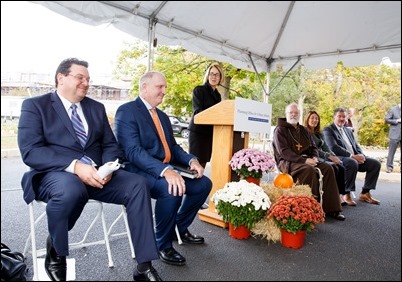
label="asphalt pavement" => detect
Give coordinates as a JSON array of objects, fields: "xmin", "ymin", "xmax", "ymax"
[{"xmin": 1, "ymin": 154, "xmax": 401, "ymax": 281}]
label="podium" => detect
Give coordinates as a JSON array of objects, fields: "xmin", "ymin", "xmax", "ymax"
[{"xmin": 196, "ymin": 100, "xmax": 249, "ymax": 227}]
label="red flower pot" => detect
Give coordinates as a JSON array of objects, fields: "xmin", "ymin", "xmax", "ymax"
[
  {"xmin": 244, "ymin": 177, "xmax": 261, "ymax": 186},
  {"xmin": 280, "ymin": 229, "xmax": 306, "ymax": 249},
  {"xmin": 229, "ymin": 222, "xmax": 250, "ymax": 240}
]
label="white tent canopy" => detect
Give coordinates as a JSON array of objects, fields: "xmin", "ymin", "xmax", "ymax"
[{"xmin": 30, "ymin": 1, "xmax": 401, "ymax": 72}]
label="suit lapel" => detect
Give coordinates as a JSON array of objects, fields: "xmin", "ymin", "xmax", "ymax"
[
  {"xmin": 51, "ymin": 93, "xmax": 79, "ymax": 144},
  {"xmin": 136, "ymin": 98, "xmax": 159, "ymax": 136},
  {"xmin": 81, "ymin": 99, "xmax": 92, "ymax": 145}
]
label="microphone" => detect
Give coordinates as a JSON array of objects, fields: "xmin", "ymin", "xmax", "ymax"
[{"xmin": 218, "ymin": 83, "xmax": 241, "ymax": 95}]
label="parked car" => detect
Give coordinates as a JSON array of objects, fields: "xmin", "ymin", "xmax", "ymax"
[{"xmin": 168, "ymin": 115, "xmax": 190, "ymax": 138}]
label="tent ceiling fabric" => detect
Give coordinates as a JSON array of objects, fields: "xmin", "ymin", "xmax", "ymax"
[{"xmin": 30, "ymin": 1, "xmax": 401, "ymax": 72}]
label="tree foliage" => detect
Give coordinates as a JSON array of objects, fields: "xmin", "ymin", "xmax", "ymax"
[{"xmin": 113, "ymin": 41, "xmax": 400, "ymax": 146}]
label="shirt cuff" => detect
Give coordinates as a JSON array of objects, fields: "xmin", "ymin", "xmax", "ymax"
[{"xmin": 189, "ymin": 157, "xmax": 198, "ymax": 166}]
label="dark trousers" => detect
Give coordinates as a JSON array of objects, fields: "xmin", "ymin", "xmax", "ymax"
[
  {"xmin": 330, "ymin": 162, "xmax": 346, "ymax": 195},
  {"xmin": 35, "ymin": 169, "xmax": 159, "ymax": 264},
  {"xmin": 386, "ymin": 138, "xmax": 401, "ymax": 170},
  {"xmin": 339, "ymin": 156, "xmax": 381, "ymax": 192},
  {"xmin": 136, "ymin": 171, "xmax": 212, "ymax": 251}
]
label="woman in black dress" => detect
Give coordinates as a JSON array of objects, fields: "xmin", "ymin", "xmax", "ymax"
[
  {"xmin": 188, "ymin": 63, "xmax": 224, "ymax": 168},
  {"xmin": 304, "ymin": 110, "xmax": 348, "ymax": 206}
]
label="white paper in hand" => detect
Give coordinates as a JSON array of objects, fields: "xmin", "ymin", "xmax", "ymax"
[{"xmin": 97, "ymin": 159, "xmax": 121, "ymax": 178}]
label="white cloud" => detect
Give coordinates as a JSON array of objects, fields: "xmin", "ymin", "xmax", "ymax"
[{"xmin": 1, "ymin": 1, "xmax": 135, "ymax": 77}]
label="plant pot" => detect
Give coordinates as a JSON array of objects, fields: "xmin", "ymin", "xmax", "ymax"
[
  {"xmin": 244, "ymin": 177, "xmax": 261, "ymax": 186},
  {"xmin": 229, "ymin": 222, "xmax": 250, "ymax": 240},
  {"xmin": 280, "ymin": 229, "xmax": 306, "ymax": 249}
]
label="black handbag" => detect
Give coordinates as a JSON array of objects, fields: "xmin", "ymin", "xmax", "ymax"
[{"xmin": 1, "ymin": 243, "xmax": 27, "ymax": 281}]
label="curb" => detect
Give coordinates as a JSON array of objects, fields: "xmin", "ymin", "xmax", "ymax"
[{"xmin": 1, "ymin": 149, "xmax": 20, "ymax": 159}]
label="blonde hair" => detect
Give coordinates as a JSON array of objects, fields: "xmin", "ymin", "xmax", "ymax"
[{"xmin": 203, "ymin": 63, "xmax": 225, "ymax": 84}]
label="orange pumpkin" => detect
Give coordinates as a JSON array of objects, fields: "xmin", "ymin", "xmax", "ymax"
[
  {"xmin": 273, "ymin": 164, "xmax": 294, "ymax": 188},
  {"xmin": 273, "ymin": 172, "xmax": 294, "ymax": 188}
]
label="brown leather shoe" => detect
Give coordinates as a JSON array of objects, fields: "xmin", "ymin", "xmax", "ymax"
[
  {"xmin": 343, "ymin": 194, "xmax": 357, "ymax": 206},
  {"xmin": 359, "ymin": 193, "xmax": 380, "ymax": 205},
  {"xmin": 340, "ymin": 195, "xmax": 347, "ymax": 206}
]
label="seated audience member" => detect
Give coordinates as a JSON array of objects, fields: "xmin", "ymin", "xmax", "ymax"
[
  {"xmin": 17, "ymin": 58, "xmax": 162, "ymax": 281},
  {"xmin": 323, "ymin": 107, "xmax": 381, "ymax": 205},
  {"xmin": 115, "ymin": 71, "xmax": 212, "ymax": 267},
  {"xmin": 304, "ymin": 110, "xmax": 347, "ymax": 206},
  {"xmin": 272, "ymin": 103, "xmax": 345, "ymax": 220}
]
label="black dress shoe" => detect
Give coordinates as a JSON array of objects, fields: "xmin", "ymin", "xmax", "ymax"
[
  {"xmin": 326, "ymin": 212, "xmax": 346, "ymax": 221},
  {"xmin": 159, "ymin": 247, "xmax": 186, "ymax": 266},
  {"xmin": 133, "ymin": 266, "xmax": 163, "ymax": 281},
  {"xmin": 180, "ymin": 231, "xmax": 205, "ymax": 244},
  {"xmin": 45, "ymin": 235, "xmax": 67, "ymax": 281}
]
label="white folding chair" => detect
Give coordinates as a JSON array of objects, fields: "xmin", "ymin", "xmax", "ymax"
[{"xmin": 24, "ymin": 200, "xmax": 133, "ymax": 281}]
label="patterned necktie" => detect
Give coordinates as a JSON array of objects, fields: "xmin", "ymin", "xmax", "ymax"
[
  {"xmin": 70, "ymin": 104, "xmax": 92, "ymax": 164},
  {"xmin": 150, "ymin": 108, "xmax": 171, "ymax": 163}
]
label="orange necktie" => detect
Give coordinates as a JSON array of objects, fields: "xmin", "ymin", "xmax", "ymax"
[{"xmin": 150, "ymin": 108, "xmax": 171, "ymax": 163}]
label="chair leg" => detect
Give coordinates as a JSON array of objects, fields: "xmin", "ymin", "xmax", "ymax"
[
  {"xmin": 121, "ymin": 206, "xmax": 135, "ymax": 258},
  {"xmin": 26, "ymin": 200, "xmax": 135, "ymax": 276},
  {"xmin": 108, "ymin": 206, "xmax": 135, "ymax": 258},
  {"xmin": 28, "ymin": 202, "xmax": 39, "ymax": 281},
  {"xmin": 99, "ymin": 202, "xmax": 114, "ymax": 268},
  {"xmin": 153, "ymin": 213, "xmax": 182, "ymax": 245},
  {"xmin": 175, "ymin": 225, "xmax": 182, "ymax": 245}
]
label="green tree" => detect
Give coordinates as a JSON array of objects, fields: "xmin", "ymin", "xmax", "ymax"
[{"xmin": 113, "ymin": 40, "xmax": 400, "ymax": 146}]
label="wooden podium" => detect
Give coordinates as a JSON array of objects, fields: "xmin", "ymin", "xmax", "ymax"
[{"xmin": 196, "ymin": 100, "xmax": 249, "ymax": 227}]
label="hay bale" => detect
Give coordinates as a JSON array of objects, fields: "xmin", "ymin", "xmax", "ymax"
[{"xmin": 251, "ymin": 182, "xmax": 312, "ymax": 242}]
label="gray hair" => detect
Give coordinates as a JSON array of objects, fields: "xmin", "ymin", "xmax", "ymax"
[{"xmin": 139, "ymin": 71, "xmax": 166, "ymax": 91}]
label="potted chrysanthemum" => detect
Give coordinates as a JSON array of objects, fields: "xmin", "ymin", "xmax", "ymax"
[
  {"xmin": 211, "ymin": 180, "xmax": 271, "ymax": 239},
  {"xmin": 229, "ymin": 148, "xmax": 276, "ymax": 185},
  {"xmin": 267, "ymin": 195, "xmax": 325, "ymax": 248}
]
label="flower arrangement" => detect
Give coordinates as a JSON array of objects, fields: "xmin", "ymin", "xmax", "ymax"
[
  {"xmin": 267, "ymin": 195, "xmax": 325, "ymax": 234},
  {"xmin": 211, "ymin": 180, "xmax": 271, "ymax": 229},
  {"xmin": 229, "ymin": 148, "xmax": 276, "ymax": 179}
]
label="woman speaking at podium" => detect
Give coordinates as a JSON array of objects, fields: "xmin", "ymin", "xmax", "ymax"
[{"xmin": 188, "ymin": 63, "xmax": 224, "ymax": 168}]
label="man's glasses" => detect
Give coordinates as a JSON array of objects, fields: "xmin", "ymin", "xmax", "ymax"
[
  {"xmin": 208, "ymin": 72, "xmax": 220, "ymax": 78},
  {"xmin": 68, "ymin": 74, "xmax": 91, "ymax": 84}
]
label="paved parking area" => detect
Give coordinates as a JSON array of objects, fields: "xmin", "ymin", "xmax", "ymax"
[{"xmin": 1, "ymin": 156, "xmax": 400, "ymax": 281}]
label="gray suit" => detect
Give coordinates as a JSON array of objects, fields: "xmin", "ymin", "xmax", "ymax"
[{"xmin": 385, "ymin": 104, "xmax": 401, "ymax": 171}]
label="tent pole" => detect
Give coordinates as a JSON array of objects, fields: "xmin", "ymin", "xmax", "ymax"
[{"xmin": 147, "ymin": 20, "xmax": 157, "ymax": 71}]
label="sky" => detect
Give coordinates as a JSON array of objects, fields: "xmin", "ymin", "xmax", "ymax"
[{"xmin": 1, "ymin": 1, "xmax": 136, "ymax": 77}]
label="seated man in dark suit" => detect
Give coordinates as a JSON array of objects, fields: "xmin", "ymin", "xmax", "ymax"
[
  {"xmin": 323, "ymin": 107, "xmax": 381, "ymax": 205},
  {"xmin": 18, "ymin": 58, "xmax": 162, "ymax": 281},
  {"xmin": 114, "ymin": 71, "xmax": 212, "ymax": 266}
]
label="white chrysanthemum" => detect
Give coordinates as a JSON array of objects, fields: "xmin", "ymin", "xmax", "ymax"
[{"xmin": 211, "ymin": 180, "xmax": 271, "ymax": 210}]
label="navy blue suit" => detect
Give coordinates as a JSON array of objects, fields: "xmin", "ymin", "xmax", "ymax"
[
  {"xmin": 115, "ymin": 97, "xmax": 212, "ymax": 251},
  {"xmin": 18, "ymin": 92, "xmax": 158, "ymax": 263},
  {"xmin": 323, "ymin": 123, "xmax": 381, "ymax": 192}
]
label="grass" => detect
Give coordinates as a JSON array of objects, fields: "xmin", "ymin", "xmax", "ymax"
[{"xmin": 1, "ymin": 120, "xmax": 18, "ymax": 149}]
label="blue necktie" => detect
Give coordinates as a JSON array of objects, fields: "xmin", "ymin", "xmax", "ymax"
[{"xmin": 70, "ymin": 104, "xmax": 92, "ymax": 165}]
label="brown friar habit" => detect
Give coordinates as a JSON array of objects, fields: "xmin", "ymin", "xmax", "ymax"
[{"xmin": 273, "ymin": 118, "xmax": 341, "ymax": 214}]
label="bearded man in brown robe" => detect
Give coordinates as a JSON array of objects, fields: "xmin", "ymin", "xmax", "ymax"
[{"xmin": 272, "ymin": 103, "xmax": 345, "ymax": 220}]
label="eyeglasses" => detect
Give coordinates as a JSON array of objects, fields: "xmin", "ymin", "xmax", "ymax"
[
  {"xmin": 208, "ymin": 72, "xmax": 220, "ymax": 78},
  {"xmin": 68, "ymin": 74, "xmax": 91, "ymax": 84}
]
